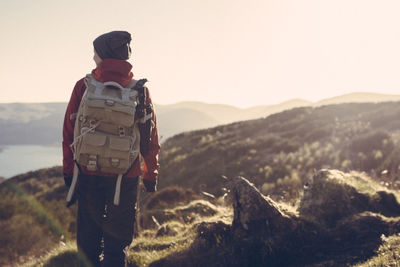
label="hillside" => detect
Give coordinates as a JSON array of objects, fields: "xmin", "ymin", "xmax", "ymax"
[
  {"xmin": 0, "ymin": 167, "xmax": 75, "ymax": 266},
  {"xmin": 158, "ymin": 101, "xmax": 400, "ymax": 201},
  {"xmin": 3, "ymin": 101, "xmax": 400, "ymax": 266}
]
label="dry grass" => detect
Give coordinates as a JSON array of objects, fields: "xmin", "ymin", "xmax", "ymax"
[
  {"xmin": 22, "ymin": 242, "xmax": 79, "ymax": 267},
  {"xmin": 129, "ymin": 201, "xmax": 233, "ymax": 266}
]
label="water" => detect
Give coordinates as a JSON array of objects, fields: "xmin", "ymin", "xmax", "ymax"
[{"xmin": 0, "ymin": 145, "xmax": 62, "ymax": 178}]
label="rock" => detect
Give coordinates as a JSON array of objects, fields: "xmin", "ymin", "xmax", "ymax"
[
  {"xmin": 299, "ymin": 169, "xmax": 400, "ymax": 227},
  {"xmin": 227, "ymin": 176, "xmax": 295, "ymax": 233}
]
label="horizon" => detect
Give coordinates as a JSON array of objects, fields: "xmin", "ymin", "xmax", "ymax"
[{"xmin": 0, "ymin": 90, "xmax": 399, "ymax": 109}]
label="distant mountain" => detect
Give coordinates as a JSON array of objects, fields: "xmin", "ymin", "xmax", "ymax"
[
  {"xmin": 242, "ymin": 99, "xmax": 312, "ymax": 120},
  {"xmin": 156, "ymin": 101, "xmax": 241, "ymax": 124},
  {"xmin": 0, "ymin": 99, "xmax": 308, "ymax": 145},
  {"xmin": 156, "ymin": 108, "xmax": 220, "ymax": 141},
  {"xmin": 156, "ymin": 99, "xmax": 312, "ymax": 125},
  {"xmin": 0, "ymin": 103, "xmax": 67, "ymax": 145},
  {"xmin": 1, "ymin": 92, "xmax": 399, "ymax": 145},
  {"xmin": 315, "ymin": 92, "xmax": 400, "ymax": 106}
]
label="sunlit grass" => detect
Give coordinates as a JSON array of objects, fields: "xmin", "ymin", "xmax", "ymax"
[
  {"xmin": 354, "ymin": 234, "xmax": 400, "ymax": 267},
  {"xmin": 129, "ymin": 201, "xmax": 233, "ymax": 266},
  {"xmin": 128, "ymin": 226, "xmax": 197, "ymax": 267},
  {"xmin": 22, "ymin": 242, "xmax": 80, "ymax": 267}
]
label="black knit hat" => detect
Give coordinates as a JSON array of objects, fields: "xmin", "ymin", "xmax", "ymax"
[{"xmin": 93, "ymin": 31, "xmax": 132, "ymax": 60}]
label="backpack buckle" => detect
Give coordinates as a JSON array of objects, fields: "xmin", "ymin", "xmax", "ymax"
[
  {"xmin": 87, "ymin": 155, "xmax": 97, "ymax": 171},
  {"xmin": 119, "ymin": 126, "xmax": 125, "ymax": 137},
  {"xmin": 105, "ymin": 99, "xmax": 115, "ymax": 106},
  {"xmin": 89, "ymin": 120, "xmax": 98, "ymax": 133},
  {"xmin": 111, "ymin": 158, "xmax": 120, "ymax": 167}
]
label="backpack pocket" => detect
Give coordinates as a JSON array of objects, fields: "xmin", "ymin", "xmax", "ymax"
[
  {"xmin": 79, "ymin": 133, "xmax": 107, "ymax": 155},
  {"xmin": 99, "ymin": 136, "xmax": 133, "ymax": 173},
  {"xmin": 108, "ymin": 136, "xmax": 131, "ymax": 158}
]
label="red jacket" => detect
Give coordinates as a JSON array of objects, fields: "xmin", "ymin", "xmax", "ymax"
[{"xmin": 62, "ymin": 59, "xmax": 160, "ymax": 182}]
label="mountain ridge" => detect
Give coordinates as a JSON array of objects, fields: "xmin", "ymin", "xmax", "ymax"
[{"xmin": 1, "ymin": 92, "xmax": 399, "ymax": 144}]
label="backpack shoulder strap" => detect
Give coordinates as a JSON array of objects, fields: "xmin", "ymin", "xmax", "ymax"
[
  {"xmin": 84, "ymin": 74, "xmax": 96, "ymax": 87},
  {"xmin": 127, "ymin": 78, "xmax": 139, "ymax": 89},
  {"xmin": 133, "ymin": 79, "xmax": 150, "ymax": 121}
]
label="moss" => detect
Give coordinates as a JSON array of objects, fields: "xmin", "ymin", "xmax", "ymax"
[{"xmin": 299, "ymin": 170, "xmax": 400, "ymax": 228}]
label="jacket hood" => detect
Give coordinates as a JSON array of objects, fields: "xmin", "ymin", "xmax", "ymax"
[{"xmin": 92, "ymin": 58, "xmax": 133, "ymax": 87}]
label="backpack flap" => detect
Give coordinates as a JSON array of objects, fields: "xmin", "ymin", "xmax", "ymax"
[
  {"xmin": 76, "ymin": 133, "xmax": 107, "ymax": 171},
  {"xmin": 84, "ymin": 77, "xmax": 138, "ymax": 127}
]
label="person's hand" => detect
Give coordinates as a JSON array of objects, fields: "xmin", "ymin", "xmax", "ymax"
[
  {"xmin": 64, "ymin": 174, "xmax": 72, "ymax": 187},
  {"xmin": 64, "ymin": 174, "xmax": 77, "ymax": 207},
  {"xmin": 142, "ymin": 179, "xmax": 157, "ymax": 192}
]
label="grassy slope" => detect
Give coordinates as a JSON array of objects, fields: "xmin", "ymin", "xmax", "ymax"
[
  {"xmin": 0, "ymin": 167, "xmax": 76, "ymax": 266},
  {"xmin": 159, "ymin": 102, "xmax": 400, "ymax": 202}
]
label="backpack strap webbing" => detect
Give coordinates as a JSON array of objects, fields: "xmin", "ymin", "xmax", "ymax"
[
  {"xmin": 66, "ymin": 163, "xmax": 79, "ymax": 203},
  {"xmin": 113, "ymin": 174, "xmax": 123, "ymax": 206},
  {"xmin": 134, "ymin": 79, "xmax": 150, "ymax": 120},
  {"xmin": 133, "ymin": 79, "xmax": 153, "ymax": 156}
]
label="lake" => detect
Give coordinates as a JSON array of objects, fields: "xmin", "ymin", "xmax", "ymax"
[{"xmin": 0, "ymin": 145, "xmax": 62, "ymax": 178}]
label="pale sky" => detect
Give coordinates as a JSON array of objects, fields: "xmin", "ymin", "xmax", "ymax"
[{"xmin": 1, "ymin": 0, "xmax": 400, "ymax": 108}]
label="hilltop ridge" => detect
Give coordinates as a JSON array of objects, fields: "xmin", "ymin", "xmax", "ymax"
[{"xmin": 1, "ymin": 92, "xmax": 399, "ymax": 144}]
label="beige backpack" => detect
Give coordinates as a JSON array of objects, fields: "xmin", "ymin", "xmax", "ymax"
[{"xmin": 67, "ymin": 74, "xmax": 150, "ymax": 205}]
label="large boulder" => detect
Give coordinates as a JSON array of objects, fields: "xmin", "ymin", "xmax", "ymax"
[{"xmin": 299, "ymin": 169, "xmax": 400, "ymax": 227}]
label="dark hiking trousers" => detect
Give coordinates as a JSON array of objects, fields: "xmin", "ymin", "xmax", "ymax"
[{"xmin": 77, "ymin": 174, "xmax": 138, "ymax": 267}]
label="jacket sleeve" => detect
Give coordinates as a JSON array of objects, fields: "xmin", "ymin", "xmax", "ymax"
[
  {"xmin": 142, "ymin": 87, "xmax": 161, "ymax": 182},
  {"xmin": 62, "ymin": 79, "xmax": 86, "ymax": 176}
]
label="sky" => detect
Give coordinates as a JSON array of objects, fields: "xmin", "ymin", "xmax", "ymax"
[{"xmin": 1, "ymin": 0, "xmax": 400, "ymax": 108}]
